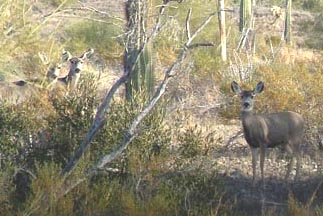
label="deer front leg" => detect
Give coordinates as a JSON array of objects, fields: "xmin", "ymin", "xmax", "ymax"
[
  {"xmin": 251, "ymin": 147, "xmax": 258, "ymax": 185},
  {"xmin": 260, "ymin": 145, "xmax": 266, "ymax": 185}
]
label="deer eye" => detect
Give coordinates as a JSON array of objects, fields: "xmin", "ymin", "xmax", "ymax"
[{"xmin": 70, "ymin": 59, "xmax": 77, "ymax": 64}]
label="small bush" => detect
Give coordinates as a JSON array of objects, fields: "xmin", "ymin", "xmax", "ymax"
[
  {"xmin": 22, "ymin": 162, "xmax": 74, "ymax": 216},
  {"xmin": 160, "ymin": 171, "xmax": 228, "ymax": 216}
]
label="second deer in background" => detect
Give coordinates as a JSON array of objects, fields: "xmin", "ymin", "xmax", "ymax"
[{"xmin": 47, "ymin": 48, "xmax": 94, "ymax": 90}]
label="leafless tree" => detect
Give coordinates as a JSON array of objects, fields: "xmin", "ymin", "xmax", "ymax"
[{"xmin": 62, "ymin": 2, "xmax": 216, "ymax": 180}]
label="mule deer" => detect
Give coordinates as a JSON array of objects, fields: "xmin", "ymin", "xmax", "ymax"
[
  {"xmin": 231, "ymin": 81, "xmax": 304, "ymax": 185},
  {"xmin": 47, "ymin": 48, "xmax": 94, "ymax": 89}
]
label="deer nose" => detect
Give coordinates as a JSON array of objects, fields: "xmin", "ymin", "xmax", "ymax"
[
  {"xmin": 243, "ymin": 102, "xmax": 250, "ymax": 109},
  {"xmin": 74, "ymin": 68, "xmax": 81, "ymax": 73}
]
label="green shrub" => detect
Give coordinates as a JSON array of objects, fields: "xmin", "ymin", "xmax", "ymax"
[
  {"xmin": 22, "ymin": 162, "xmax": 74, "ymax": 216},
  {"xmin": 160, "ymin": 171, "xmax": 228, "ymax": 216},
  {"xmin": 65, "ymin": 21, "xmax": 123, "ymax": 61},
  {"xmin": 44, "ymin": 74, "xmax": 99, "ymax": 165},
  {"xmin": 0, "ymin": 98, "xmax": 49, "ymax": 167},
  {"xmin": 89, "ymin": 91, "xmax": 172, "ymax": 180}
]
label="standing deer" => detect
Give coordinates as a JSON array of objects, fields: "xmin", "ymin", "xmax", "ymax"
[
  {"xmin": 47, "ymin": 48, "xmax": 94, "ymax": 89},
  {"xmin": 231, "ymin": 81, "xmax": 304, "ymax": 185}
]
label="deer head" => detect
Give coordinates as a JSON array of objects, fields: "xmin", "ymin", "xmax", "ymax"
[{"xmin": 47, "ymin": 48, "xmax": 94, "ymax": 89}]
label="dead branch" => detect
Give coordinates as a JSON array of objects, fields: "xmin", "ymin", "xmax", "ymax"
[
  {"xmin": 62, "ymin": 1, "xmax": 169, "ymax": 176},
  {"xmin": 226, "ymin": 130, "xmax": 244, "ymax": 148},
  {"xmin": 186, "ymin": 9, "xmax": 192, "ymax": 40},
  {"xmin": 61, "ymin": 74, "xmax": 129, "ymax": 175},
  {"xmin": 62, "ymin": 6, "xmax": 215, "ymax": 177},
  {"xmin": 95, "ymin": 9, "xmax": 216, "ymax": 170}
]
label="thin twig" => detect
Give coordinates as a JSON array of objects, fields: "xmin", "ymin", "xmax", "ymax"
[
  {"xmin": 186, "ymin": 11, "xmax": 217, "ymax": 46},
  {"xmin": 226, "ymin": 131, "xmax": 244, "ymax": 148},
  {"xmin": 186, "ymin": 9, "xmax": 192, "ymax": 40}
]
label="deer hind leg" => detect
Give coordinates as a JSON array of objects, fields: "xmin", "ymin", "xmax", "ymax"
[
  {"xmin": 294, "ymin": 142, "xmax": 301, "ymax": 181},
  {"xmin": 251, "ymin": 147, "xmax": 258, "ymax": 185},
  {"xmin": 295, "ymin": 153, "xmax": 301, "ymax": 181},
  {"xmin": 284, "ymin": 145, "xmax": 295, "ymax": 181}
]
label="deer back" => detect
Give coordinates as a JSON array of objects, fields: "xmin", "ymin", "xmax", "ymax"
[{"xmin": 242, "ymin": 111, "xmax": 304, "ymax": 148}]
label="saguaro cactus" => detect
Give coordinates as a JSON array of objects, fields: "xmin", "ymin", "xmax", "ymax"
[
  {"xmin": 239, "ymin": 0, "xmax": 252, "ymax": 32},
  {"xmin": 284, "ymin": 0, "xmax": 292, "ymax": 44},
  {"xmin": 124, "ymin": 0, "xmax": 154, "ymax": 101}
]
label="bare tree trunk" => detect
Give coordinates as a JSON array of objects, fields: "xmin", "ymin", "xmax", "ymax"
[
  {"xmin": 218, "ymin": 0, "xmax": 227, "ymax": 61},
  {"xmin": 284, "ymin": 0, "xmax": 292, "ymax": 44}
]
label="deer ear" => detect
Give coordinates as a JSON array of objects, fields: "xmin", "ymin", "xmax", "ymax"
[
  {"xmin": 61, "ymin": 50, "xmax": 72, "ymax": 62},
  {"xmin": 254, "ymin": 81, "xmax": 264, "ymax": 94},
  {"xmin": 231, "ymin": 81, "xmax": 242, "ymax": 94},
  {"xmin": 80, "ymin": 48, "xmax": 94, "ymax": 60}
]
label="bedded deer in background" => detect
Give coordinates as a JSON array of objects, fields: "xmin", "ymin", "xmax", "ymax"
[
  {"xmin": 231, "ymin": 81, "xmax": 305, "ymax": 185},
  {"xmin": 47, "ymin": 48, "xmax": 94, "ymax": 89}
]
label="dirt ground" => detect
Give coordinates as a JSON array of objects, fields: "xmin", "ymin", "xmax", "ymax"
[{"xmin": 194, "ymin": 116, "xmax": 323, "ymax": 215}]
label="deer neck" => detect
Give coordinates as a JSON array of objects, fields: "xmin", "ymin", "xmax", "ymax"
[
  {"xmin": 241, "ymin": 109, "xmax": 253, "ymax": 117},
  {"xmin": 241, "ymin": 110, "xmax": 255, "ymax": 128},
  {"xmin": 240, "ymin": 110, "xmax": 261, "ymax": 147}
]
